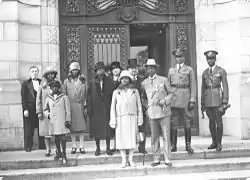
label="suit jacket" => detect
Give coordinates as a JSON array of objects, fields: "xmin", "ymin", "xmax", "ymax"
[
  {"xmin": 201, "ymin": 65, "xmax": 229, "ymax": 107},
  {"xmin": 141, "ymin": 74, "xmax": 174, "ymax": 119},
  {"xmin": 21, "ymin": 78, "xmax": 41, "ymax": 127},
  {"xmin": 168, "ymin": 64, "xmax": 196, "ymax": 108}
]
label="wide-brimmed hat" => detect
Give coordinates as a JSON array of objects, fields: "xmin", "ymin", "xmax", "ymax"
[
  {"xmin": 48, "ymin": 80, "xmax": 61, "ymax": 88},
  {"xmin": 69, "ymin": 62, "xmax": 80, "ymax": 72},
  {"xmin": 43, "ymin": 66, "xmax": 58, "ymax": 78},
  {"xmin": 118, "ymin": 70, "xmax": 133, "ymax": 82},
  {"xmin": 94, "ymin": 62, "xmax": 105, "ymax": 71},
  {"xmin": 204, "ymin": 50, "xmax": 218, "ymax": 59},
  {"xmin": 128, "ymin": 59, "xmax": 138, "ymax": 68},
  {"xmin": 144, "ymin": 58, "xmax": 159, "ymax": 68},
  {"xmin": 172, "ymin": 48, "xmax": 185, "ymax": 57},
  {"xmin": 111, "ymin": 61, "xmax": 121, "ymax": 70}
]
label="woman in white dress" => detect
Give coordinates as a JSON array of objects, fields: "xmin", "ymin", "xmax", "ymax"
[{"xmin": 110, "ymin": 70, "xmax": 143, "ymax": 168}]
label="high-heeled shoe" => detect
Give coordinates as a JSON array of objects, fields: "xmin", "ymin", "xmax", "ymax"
[
  {"xmin": 45, "ymin": 150, "xmax": 51, "ymax": 157},
  {"xmin": 120, "ymin": 161, "xmax": 126, "ymax": 168},
  {"xmin": 128, "ymin": 161, "xmax": 136, "ymax": 167}
]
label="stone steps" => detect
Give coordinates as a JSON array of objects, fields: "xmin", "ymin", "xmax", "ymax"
[
  {"xmin": 1, "ymin": 147, "xmax": 250, "ymax": 170},
  {"xmin": 1, "ymin": 157, "xmax": 250, "ymax": 180}
]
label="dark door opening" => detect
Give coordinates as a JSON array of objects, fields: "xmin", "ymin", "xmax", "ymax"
[{"xmin": 130, "ymin": 24, "xmax": 168, "ymax": 77}]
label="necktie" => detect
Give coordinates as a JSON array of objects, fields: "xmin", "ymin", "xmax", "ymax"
[
  {"xmin": 178, "ymin": 65, "xmax": 181, "ymax": 71},
  {"xmin": 210, "ymin": 67, "xmax": 213, "ymax": 74}
]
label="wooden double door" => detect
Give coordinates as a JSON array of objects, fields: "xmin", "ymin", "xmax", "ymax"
[{"xmin": 59, "ymin": 0, "xmax": 199, "ymax": 135}]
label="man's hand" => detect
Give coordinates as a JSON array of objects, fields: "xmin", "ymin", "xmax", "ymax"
[
  {"xmin": 157, "ymin": 99, "xmax": 166, "ymax": 106},
  {"xmin": 38, "ymin": 113, "xmax": 43, "ymax": 120},
  {"xmin": 188, "ymin": 102, "xmax": 195, "ymax": 111},
  {"xmin": 110, "ymin": 124, "xmax": 116, "ymax": 129},
  {"xmin": 201, "ymin": 105, "xmax": 206, "ymax": 112},
  {"xmin": 24, "ymin": 110, "xmax": 29, "ymax": 118},
  {"xmin": 65, "ymin": 121, "xmax": 71, "ymax": 129}
]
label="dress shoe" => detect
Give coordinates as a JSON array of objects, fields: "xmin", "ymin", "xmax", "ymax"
[
  {"xmin": 151, "ymin": 162, "xmax": 160, "ymax": 167},
  {"xmin": 208, "ymin": 143, "xmax": 217, "ymax": 149},
  {"xmin": 79, "ymin": 148, "xmax": 86, "ymax": 154},
  {"xmin": 71, "ymin": 148, "xmax": 77, "ymax": 154},
  {"xmin": 185, "ymin": 143, "xmax": 194, "ymax": 154},
  {"xmin": 106, "ymin": 149, "xmax": 113, "ymax": 156},
  {"xmin": 45, "ymin": 150, "xmax": 51, "ymax": 157},
  {"xmin": 171, "ymin": 146, "xmax": 177, "ymax": 152},
  {"xmin": 128, "ymin": 161, "xmax": 136, "ymax": 167},
  {"xmin": 95, "ymin": 148, "xmax": 100, "ymax": 156},
  {"xmin": 25, "ymin": 148, "xmax": 31, "ymax": 152},
  {"xmin": 216, "ymin": 144, "xmax": 222, "ymax": 152},
  {"xmin": 54, "ymin": 151, "xmax": 62, "ymax": 160},
  {"xmin": 165, "ymin": 161, "xmax": 172, "ymax": 167}
]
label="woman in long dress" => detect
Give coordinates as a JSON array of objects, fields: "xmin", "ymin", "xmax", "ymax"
[{"xmin": 110, "ymin": 70, "xmax": 143, "ymax": 168}]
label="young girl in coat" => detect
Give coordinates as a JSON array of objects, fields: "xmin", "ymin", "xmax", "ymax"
[
  {"xmin": 44, "ymin": 80, "xmax": 71, "ymax": 164},
  {"xmin": 110, "ymin": 70, "xmax": 143, "ymax": 168}
]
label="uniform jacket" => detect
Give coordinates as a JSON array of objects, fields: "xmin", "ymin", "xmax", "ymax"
[
  {"xmin": 63, "ymin": 77, "xmax": 87, "ymax": 133},
  {"xmin": 141, "ymin": 74, "xmax": 175, "ymax": 119},
  {"xmin": 44, "ymin": 92, "xmax": 71, "ymax": 135},
  {"xmin": 21, "ymin": 78, "xmax": 41, "ymax": 127},
  {"xmin": 201, "ymin": 65, "xmax": 229, "ymax": 107},
  {"xmin": 87, "ymin": 74, "xmax": 114, "ymax": 138},
  {"xmin": 168, "ymin": 64, "xmax": 196, "ymax": 108}
]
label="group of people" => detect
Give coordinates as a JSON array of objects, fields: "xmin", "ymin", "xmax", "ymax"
[{"xmin": 21, "ymin": 48, "xmax": 229, "ymax": 168}]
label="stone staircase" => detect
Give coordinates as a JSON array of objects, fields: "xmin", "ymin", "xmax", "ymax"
[{"xmin": 1, "ymin": 136, "xmax": 250, "ymax": 180}]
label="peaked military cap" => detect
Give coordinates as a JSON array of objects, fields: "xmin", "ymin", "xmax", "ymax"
[
  {"xmin": 172, "ymin": 48, "xmax": 185, "ymax": 57},
  {"xmin": 204, "ymin": 50, "xmax": 218, "ymax": 59}
]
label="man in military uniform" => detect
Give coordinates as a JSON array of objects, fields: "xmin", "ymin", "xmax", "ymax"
[
  {"xmin": 201, "ymin": 50, "xmax": 229, "ymax": 152},
  {"xmin": 168, "ymin": 48, "xmax": 196, "ymax": 154}
]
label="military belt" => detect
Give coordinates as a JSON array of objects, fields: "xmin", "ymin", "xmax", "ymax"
[
  {"xmin": 205, "ymin": 85, "xmax": 220, "ymax": 89},
  {"xmin": 171, "ymin": 84, "xmax": 190, "ymax": 88}
]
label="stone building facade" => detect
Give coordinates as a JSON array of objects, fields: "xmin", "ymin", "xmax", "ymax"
[{"xmin": 0, "ymin": 0, "xmax": 250, "ymax": 150}]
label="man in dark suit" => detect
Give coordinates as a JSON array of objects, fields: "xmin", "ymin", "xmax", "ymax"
[
  {"xmin": 128, "ymin": 58, "xmax": 148, "ymax": 154},
  {"xmin": 21, "ymin": 65, "xmax": 45, "ymax": 152},
  {"xmin": 201, "ymin": 50, "xmax": 229, "ymax": 152}
]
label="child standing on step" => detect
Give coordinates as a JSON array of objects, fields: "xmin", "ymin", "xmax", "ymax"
[{"xmin": 44, "ymin": 80, "xmax": 71, "ymax": 164}]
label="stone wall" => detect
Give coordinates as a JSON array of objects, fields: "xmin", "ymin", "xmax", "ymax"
[
  {"xmin": 195, "ymin": 0, "xmax": 250, "ymax": 139},
  {"xmin": 0, "ymin": 0, "xmax": 59, "ymax": 150}
]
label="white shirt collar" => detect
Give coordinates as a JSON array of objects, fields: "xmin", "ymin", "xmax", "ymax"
[
  {"xmin": 32, "ymin": 79, "xmax": 39, "ymax": 92},
  {"xmin": 148, "ymin": 74, "xmax": 156, "ymax": 80},
  {"xmin": 210, "ymin": 64, "xmax": 217, "ymax": 72},
  {"xmin": 176, "ymin": 63, "xmax": 184, "ymax": 69}
]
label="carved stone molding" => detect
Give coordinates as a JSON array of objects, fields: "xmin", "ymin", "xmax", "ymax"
[
  {"xmin": 175, "ymin": 0, "xmax": 188, "ymax": 12},
  {"xmin": 63, "ymin": 25, "xmax": 80, "ymax": 65},
  {"xmin": 64, "ymin": 0, "xmax": 79, "ymax": 14}
]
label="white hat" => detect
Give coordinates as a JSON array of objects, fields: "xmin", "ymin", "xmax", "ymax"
[
  {"xmin": 69, "ymin": 62, "xmax": 80, "ymax": 71},
  {"xmin": 118, "ymin": 70, "xmax": 133, "ymax": 82},
  {"xmin": 144, "ymin": 58, "xmax": 159, "ymax": 67}
]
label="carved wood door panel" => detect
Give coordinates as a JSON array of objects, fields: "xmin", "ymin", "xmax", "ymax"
[{"xmin": 87, "ymin": 25, "xmax": 130, "ymax": 79}]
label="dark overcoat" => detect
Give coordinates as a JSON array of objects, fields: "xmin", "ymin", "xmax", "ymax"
[{"xmin": 87, "ymin": 74, "xmax": 114, "ymax": 138}]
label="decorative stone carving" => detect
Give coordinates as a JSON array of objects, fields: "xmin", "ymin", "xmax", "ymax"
[
  {"xmin": 135, "ymin": 0, "xmax": 168, "ymax": 13},
  {"xmin": 63, "ymin": 25, "xmax": 80, "ymax": 64},
  {"xmin": 175, "ymin": 0, "xmax": 188, "ymax": 12},
  {"xmin": 176, "ymin": 24, "xmax": 188, "ymax": 51},
  {"xmin": 87, "ymin": 0, "xmax": 117, "ymax": 14},
  {"xmin": 64, "ymin": 0, "xmax": 79, "ymax": 13},
  {"xmin": 117, "ymin": 6, "xmax": 138, "ymax": 22}
]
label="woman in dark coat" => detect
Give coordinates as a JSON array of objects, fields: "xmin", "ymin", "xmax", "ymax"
[{"xmin": 87, "ymin": 62, "xmax": 114, "ymax": 156}]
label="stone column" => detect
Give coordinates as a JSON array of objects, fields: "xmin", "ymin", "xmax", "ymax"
[
  {"xmin": 0, "ymin": 0, "xmax": 60, "ymax": 150},
  {"xmin": 195, "ymin": 0, "xmax": 250, "ymax": 139}
]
